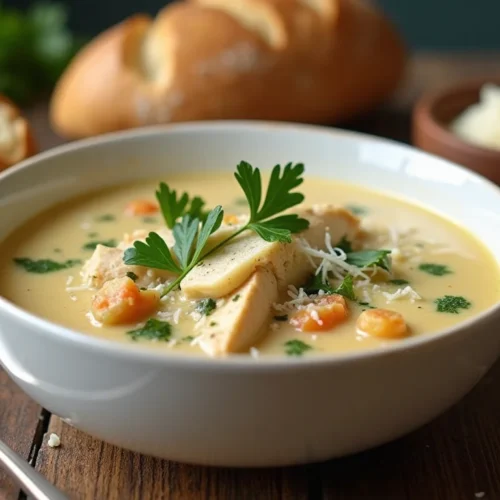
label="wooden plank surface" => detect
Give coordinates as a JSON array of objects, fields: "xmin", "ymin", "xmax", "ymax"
[{"xmin": 1, "ymin": 52, "xmax": 500, "ymax": 500}]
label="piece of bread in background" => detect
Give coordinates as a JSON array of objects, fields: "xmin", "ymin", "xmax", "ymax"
[
  {"xmin": 50, "ymin": 0, "xmax": 406, "ymax": 139},
  {"xmin": 0, "ymin": 95, "xmax": 37, "ymax": 171}
]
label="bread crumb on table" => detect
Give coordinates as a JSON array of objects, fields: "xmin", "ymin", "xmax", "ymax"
[{"xmin": 47, "ymin": 433, "xmax": 61, "ymax": 448}]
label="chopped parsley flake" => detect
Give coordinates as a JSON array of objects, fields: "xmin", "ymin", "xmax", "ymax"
[
  {"xmin": 358, "ymin": 301, "xmax": 375, "ymax": 309},
  {"xmin": 232, "ymin": 294, "xmax": 241, "ymax": 302},
  {"xmin": 210, "ymin": 321, "xmax": 217, "ymax": 327},
  {"xmin": 142, "ymin": 217, "xmax": 158, "ymax": 224},
  {"xmin": 95, "ymin": 214, "xmax": 115, "ymax": 222},
  {"xmin": 303, "ymin": 274, "xmax": 356, "ymax": 301},
  {"xmin": 345, "ymin": 204, "xmax": 368, "ymax": 216},
  {"xmin": 196, "ymin": 298, "xmax": 217, "ymax": 316},
  {"xmin": 53, "ymin": 248, "xmax": 61, "ymax": 253},
  {"xmin": 126, "ymin": 271, "xmax": 139, "ymax": 282},
  {"xmin": 389, "ymin": 279, "xmax": 409, "ymax": 285},
  {"xmin": 88, "ymin": 232, "xmax": 99, "ymax": 238},
  {"xmin": 285, "ymin": 339, "xmax": 312, "ymax": 357},
  {"xmin": 182, "ymin": 335, "xmax": 194, "ymax": 343},
  {"xmin": 435, "ymin": 295, "xmax": 471, "ymax": 314},
  {"xmin": 274, "ymin": 315, "xmax": 289, "ymax": 322},
  {"xmin": 14, "ymin": 258, "xmax": 82, "ymax": 274},
  {"xmin": 419, "ymin": 263, "xmax": 452, "ymax": 276},
  {"xmin": 127, "ymin": 319, "xmax": 172, "ymax": 341},
  {"xmin": 82, "ymin": 239, "xmax": 117, "ymax": 251},
  {"xmin": 346, "ymin": 250, "xmax": 392, "ymax": 272}
]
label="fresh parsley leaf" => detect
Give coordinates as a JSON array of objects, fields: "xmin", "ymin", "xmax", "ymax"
[
  {"xmin": 190, "ymin": 206, "xmax": 224, "ymax": 263},
  {"xmin": 196, "ymin": 298, "xmax": 217, "ymax": 316},
  {"xmin": 419, "ymin": 263, "xmax": 452, "ymax": 276},
  {"xmin": 345, "ymin": 204, "xmax": 368, "ymax": 216},
  {"xmin": 435, "ymin": 295, "xmax": 471, "ymax": 314},
  {"xmin": 14, "ymin": 257, "xmax": 81, "ymax": 274},
  {"xmin": 389, "ymin": 278, "xmax": 409, "ymax": 285},
  {"xmin": 249, "ymin": 214, "xmax": 309, "ymax": 243},
  {"xmin": 126, "ymin": 271, "xmax": 139, "ymax": 282},
  {"xmin": 122, "ymin": 162, "xmax": 308, "ymax": 299},
  {"xmin": 95, "ymin": 214, "xmax": 115, "ymax": 222},
  {"xmin": 303, "ymin": 273, "xmax": 335, "ymax": 295},
  {"xmin": 346, "ymin": 250, "xmax": 392, "ymax": 272},
  {"xmin": 335, "ymin": 236, "xmax": 353, "ymax": 253},
  {"xmin": 334, "ymin": 275, "xmax": 356, "ymax": 301},
  {"xmin": 124, "ymin": 232, "xmax": 182, "ymax": 273},
  {"xmin": 127, "ymin": 318, "xmax": 172, "ymax": 342},
  {"xmin": 274, "ymin": 315, "xmax": 289, "ymax": 322},
  {"xmin": 156, "ymin": 183, "xmax": 208, "ymax": 229},
  {"xmin": 82, "ymin": 239, "xmax": 117, "ymax": 251},
  {"xmin": 172, "ymin": 216, "xmax": 199, "ymax": 268},
  {"xmin": 303, "ymin": 274, "xmax": 356, "ymax": 301},
  {"xmin": 285, "ymin": 339, "xmax": 312, "ymax": 357},
  {"xmin": 187, "ymin": 196, "xmax": 208, "ymax": 221},
  {"xmin": 234, "ymin": 162, "xmax": 309, "ymax": 242}
]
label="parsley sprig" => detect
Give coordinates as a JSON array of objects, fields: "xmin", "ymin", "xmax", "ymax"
[{"xmin": 124, "ymin": 162, "xmax": 309, "ymax": 297}]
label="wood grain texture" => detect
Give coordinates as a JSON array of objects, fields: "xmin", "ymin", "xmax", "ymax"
[
  {"xmin": 0, "ymin": 370, "xmax": 44, "ymax": 500},
  {"xmin": 36, "ymin": 418, "xmax": 311, "ymax": 500}
]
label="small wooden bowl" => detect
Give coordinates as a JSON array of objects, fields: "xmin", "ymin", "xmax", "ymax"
[{"xmin": 412, "ymin": 77, "xmax": 500, "ymax": 184}]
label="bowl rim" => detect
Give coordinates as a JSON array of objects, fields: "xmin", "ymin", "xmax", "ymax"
[
  {"xmin": 1, "ymin": 120, "xmax": 500, "ymax": 371},
  {"xmin": 413, "ymin": 77, "xmax": 500, "ymax": 160}
]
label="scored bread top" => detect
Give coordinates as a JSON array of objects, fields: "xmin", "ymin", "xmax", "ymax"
[{"xmin": 50, "ymin": 0, "xmax": 406, "ymax": 138}]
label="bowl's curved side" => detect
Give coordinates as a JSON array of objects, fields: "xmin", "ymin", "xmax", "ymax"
[
  {"xmin": 1, "ymin": 300, "xmax": 499, "ymax": 466},
  {"xmin": 1, "ymin": 121, "xmax": 500, "ymax": 465}
]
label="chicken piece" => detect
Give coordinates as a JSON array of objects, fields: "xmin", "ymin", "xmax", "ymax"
[
  {"xmin": 91, "ymin": 276, "xmax": 160, "ymax": 325},
  {"xmin": 182, "ymin": 205, "xmax": 360, "ymax": 299},
  {"xmin": 81, "ymin": 244, "xmax": 171, "ymax": 289},
  {"xmin": 197, "ymin": 266, "xmax": 278, "ymax": 356}
]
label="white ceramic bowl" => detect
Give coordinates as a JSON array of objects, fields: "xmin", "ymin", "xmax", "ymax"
[{"xmin": 1, "ymin": 122, "xmax": 500, "ymax": 467}]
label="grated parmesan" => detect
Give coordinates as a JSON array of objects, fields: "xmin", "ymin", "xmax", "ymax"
[{"xmin": 382, "ymin": 285, "xmax": 421, "ymax": 303}]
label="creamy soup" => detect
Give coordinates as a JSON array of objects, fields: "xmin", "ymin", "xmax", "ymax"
[{"xmin": 0, "ymin": 169, "xmax": 499, "ymax": 358}]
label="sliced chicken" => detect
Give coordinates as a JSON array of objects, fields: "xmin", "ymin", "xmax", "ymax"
[
  {"xmin": 197, "ymin": 266, "xmax": 278, "ymax": 356},
  {"xmin": 81, "ymin": 223, "xmax": 244, "ymax": 290},
  {"xmin": 182, "ymin": 204, "xmax": 360, "ymax": 299}
]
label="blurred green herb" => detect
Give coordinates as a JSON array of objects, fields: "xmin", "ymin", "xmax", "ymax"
[{"xmin": 0, "ymin": 2, "xmax": 85, "ymax": 104}]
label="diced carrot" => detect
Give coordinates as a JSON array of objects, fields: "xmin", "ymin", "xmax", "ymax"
[
  {"xmin": 290, "ymin": 294, "xmax": 349, "ymax": 332},
  {"xmin": 91, "ymin": 277, "xmax": 160, "ymax": 325},
  {"xmin": 356, "ymin": 308, "xmax": 408, "ymax": 339},
  {"xmin": 124, "ymin": 200, "xmax": 159, "ymax": 216},
  {"xmin": 223, "ymin": 214, "xmax": 240, "ymax": 225}
]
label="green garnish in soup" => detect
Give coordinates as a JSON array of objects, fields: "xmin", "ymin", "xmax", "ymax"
[
  {"xmin": 435, "ymin": 295, "xmax": 471, "ymax": 314},
  {"xmin": 419, "ymin": 263, "xmax": 452, "ymax": 276},
  {"xmin": 1, "ymin": 162, "xmax": 498, "ymax": 359},
  {"xmin": 13, "ymin": 257, "xmax": 81, "ymax": 274}
]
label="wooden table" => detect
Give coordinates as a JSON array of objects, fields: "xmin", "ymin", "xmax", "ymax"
[{"xmin": 2, "ymin": 53, "xmax": 500, "ymax": 500}]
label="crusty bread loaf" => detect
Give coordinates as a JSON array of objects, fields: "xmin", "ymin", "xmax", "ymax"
[
  {"xmin": 50, "ymin": 0, "xmax": 406, "ymax": 139},
  {"xmin": 0, "ymin": 95, "xmax": 37, "ymax": 170}
]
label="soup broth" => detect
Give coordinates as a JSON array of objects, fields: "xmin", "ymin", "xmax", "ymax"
[{"xmin": 1, "ymin": 171, "xmax": 498, "ymax": 358}]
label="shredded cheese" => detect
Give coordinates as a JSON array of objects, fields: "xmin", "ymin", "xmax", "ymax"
[{"xmin": 382, "ymin": 285, "xmax": 421, "ymax": 303}]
